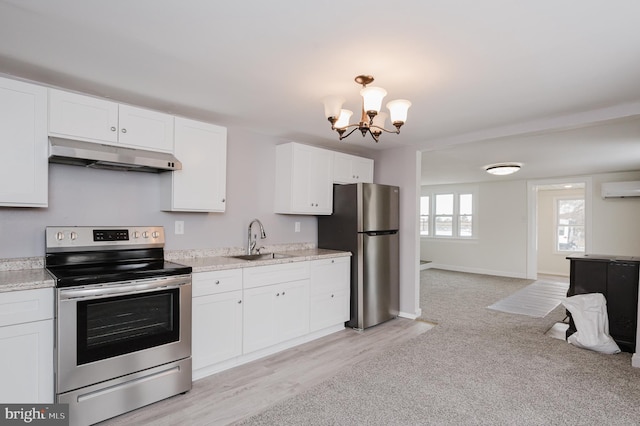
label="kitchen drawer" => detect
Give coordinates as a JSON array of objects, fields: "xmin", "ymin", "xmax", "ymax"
[
  {"xmin": 243, "ymin": 261, "xmax": 309, "ymax": 289},
  {"xmin": 192, "ymin": 269, "xmax": 242, "ymax": 297},
  {"xmin": 309, "ymin": 257, "xmax": 350, "ymax": 295},
  {"xmin": 0, "ymin": 288, "xmax": 53, "ymax": 327}
]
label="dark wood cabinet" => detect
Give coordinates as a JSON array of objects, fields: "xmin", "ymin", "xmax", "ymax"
[{"xmin": 567, "ymin": 255, "xmax": 639, "ymax": 352}]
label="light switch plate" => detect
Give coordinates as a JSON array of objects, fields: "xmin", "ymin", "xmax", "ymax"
[{"xmin": 175, "ymin": 221, "xmax": 184, "ymax": 235}]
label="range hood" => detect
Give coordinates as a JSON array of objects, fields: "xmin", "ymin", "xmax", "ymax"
[{"xmin": 48, "ymin": 138, "xmax": 182, "ymax": 173}]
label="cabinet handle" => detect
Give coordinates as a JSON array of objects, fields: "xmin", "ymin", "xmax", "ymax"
[
  {"xmin": 331, "ymin": 294, "xmax": 334, "ymax": 298},
  {"xmin": 282, "ymin": 291, "xmax": 285, "ymax": 296},
  {"xmin": 121, "ymin": 128, "xmax": 127, "ymax": 133},
  {"xmin": 276, "ymin": 292, "xmax": 280, "ymax": 296},
  {"xmin": 215, "ymin": 280, "xmax": 220, "ymax": 285},
  {"xmin": 110, "ymin": 126, "xmax": 116, "ymax": 132},
  {"xmin": 222, "ymin": 198, "xmax": 226, "ymax": 203},
  {"xmin": 237, "ymin": 300, "xmax": 242, "ymax": 304},
  {"xmin": 331, "ymin": 259, "xmax": 334, "ymax": 263}
]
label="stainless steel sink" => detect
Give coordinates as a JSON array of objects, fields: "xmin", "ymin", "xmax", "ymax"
[{"xmin": 228, "ymin": 253, "xmax": 292, "ymax": 261}]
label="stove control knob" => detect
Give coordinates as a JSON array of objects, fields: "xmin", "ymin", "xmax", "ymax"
[
  {"xmin": 142, "ymin": 231, "xmax": 149, "ymax": 238},
  {"xmin": 133, "ymin": 231, "xmax": 140, "ymax": 239},
  {"xmin": 70, "ymin": 232, "xmax": 77, "ymax": 240},
  {"xmin": 152, "ymin": 231, "xmax": 160, "ymax": 238},
  {"xmin": 56, "ymin": 232, "xmax": 64, "ymax": 241}
]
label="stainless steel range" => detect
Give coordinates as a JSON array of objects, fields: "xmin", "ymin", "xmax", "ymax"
[{"xmin": 45, "ymin": 226, "xmax": 192, "ymax": 426}]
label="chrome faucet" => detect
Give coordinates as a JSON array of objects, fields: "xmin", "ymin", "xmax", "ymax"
[{"xmin": 247, "ymin": 219, "xmax": 267, "ymax": 255}]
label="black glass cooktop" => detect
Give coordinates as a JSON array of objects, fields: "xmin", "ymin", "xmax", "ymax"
[{"xmin": 46, "ymin": 248, "xmax": 192, "ymax": 288}]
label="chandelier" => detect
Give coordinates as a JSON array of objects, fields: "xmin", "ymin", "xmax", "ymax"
[{"xmin": 322, "ymin": 75, "xmax": 411, "ymax": 143}]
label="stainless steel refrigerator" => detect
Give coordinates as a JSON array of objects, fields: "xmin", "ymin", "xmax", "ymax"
[{"xmin": 318, "ymin": 183, "xmax": 399, "ymax": 330}]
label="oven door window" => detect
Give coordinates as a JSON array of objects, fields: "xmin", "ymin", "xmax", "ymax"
[{"xmin": 77, "ymin": 288, "xmax": 180, "ymax": 365}]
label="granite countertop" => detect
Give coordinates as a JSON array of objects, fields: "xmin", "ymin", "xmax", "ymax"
[
  {"xmin": 0, "ymin": 246, "xmax": 351, "ymax": 293},
  {"xmin": 175, "ymin": 248, "xmax": 351, "ymax": 273}
]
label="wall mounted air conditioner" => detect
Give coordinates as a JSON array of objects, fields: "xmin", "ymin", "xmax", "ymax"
[{"xmin": 601, "ymin": 181, "xmax": 640, "ymax": 198}]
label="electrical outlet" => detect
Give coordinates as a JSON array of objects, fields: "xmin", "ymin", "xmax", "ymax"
[
  {"xmin": 295, "ymin": 222, "xmax": 301, "ymax": 233},
  {"xmin": 175, "ymin": 221, "xmax": 184, "ymax": 235}
]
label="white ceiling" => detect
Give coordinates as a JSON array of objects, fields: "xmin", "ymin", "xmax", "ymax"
[{"xmin": 1, "ymin": 1, "xmax": 639, "ymax": 184}]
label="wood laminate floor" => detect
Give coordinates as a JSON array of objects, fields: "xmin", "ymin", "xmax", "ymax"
[{"xmin": 100, "ymin": 318, "xmax": 433, "ymax": 426}]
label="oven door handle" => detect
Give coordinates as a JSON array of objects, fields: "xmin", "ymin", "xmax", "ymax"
[{"xmin": 58, "ymin": 275, "xmax": 191, "ymax": 301}]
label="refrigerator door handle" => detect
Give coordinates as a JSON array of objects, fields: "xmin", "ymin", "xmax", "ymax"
[{"xmin": 363, "ymin": 230, "xmax": 398, "ymax": 236}]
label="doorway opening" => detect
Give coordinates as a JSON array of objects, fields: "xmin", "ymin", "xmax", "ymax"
[{"xmin": 526, "ymin": 178, "xmax": 592, "ymax": 280}]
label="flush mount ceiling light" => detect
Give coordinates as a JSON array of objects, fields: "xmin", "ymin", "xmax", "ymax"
[
  {"xmin": 484, "ymin": 163, "xmax": 522, "ymax": 176},
  {"xmin": 322, "ymin": 75, "xmax": 411, "ymax": 143}
]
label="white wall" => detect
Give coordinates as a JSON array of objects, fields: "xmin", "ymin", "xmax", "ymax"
[
  {"xmin": 421, "ymin": 180, "xmax": 529, "ymax": 278},
  {"xmin": 590, "ymin": 171, "xmax": 640, "ymax": 255},
  {"xmin": 0, "ymin": 127, "xmax": 319, "ymax": 258},
  {"xmin": 421, "ymin": 171, "xmax": 640, "ymax": 278},
  {"xmin": 372, "ymin": 146, "xmax": 422, "ymax": 319}
]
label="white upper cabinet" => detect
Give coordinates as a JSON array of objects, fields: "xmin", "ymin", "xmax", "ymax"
[
  {"xmin": 274, "ymin": 142, "xmax": 333, "ymax": 215},
  {"xmin": 117, "ymin": 104, "xmax": 174, "ymax": 152},
  {"xmin": 48, "ymin": 88, "xmax": 174, "ymax": 152},
  {"xmin": 0, "ymin": 77, "xmax": 48, "ymax": 207},
  {"xmin": 161, "ymin": 117, "xmax": 227, "ymax": 212},
  {"xmin": 333, "ymin": 152, "xmax": 374, "ymax": 184}
]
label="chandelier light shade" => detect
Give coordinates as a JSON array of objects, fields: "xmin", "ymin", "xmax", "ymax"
[
  {"xmin": 323, "ymin": 75, "xmax": 411, "ymax": 143},
  {"xmin": 334, "ymin": 109, "xmax": 353, "ymax": 129},
  {"xmin": 484, "ymin": 163, "xmax": 522, "ymax": 175}
]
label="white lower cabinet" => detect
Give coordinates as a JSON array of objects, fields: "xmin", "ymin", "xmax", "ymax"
[
  {"xmin": 192, "ymin": 290, "xmax": 243, "ymax": 372},
  {"xmin": 191, "ymin": 257, "xmax": 349, "ymax": 380},
  {"xmin": 243, "ymin": 279, "xmax": 309, "ymax": 354},
  {"xmin": 309, "ymin": 257, "xmax": 350, "ymax": 332},
  {"xmin": 191, "ymin": 269, "xmax": 243, "ymax": 378},
  {"xmin": 0, "ymin": 288, "xmax": 53, "ymax": 403}
]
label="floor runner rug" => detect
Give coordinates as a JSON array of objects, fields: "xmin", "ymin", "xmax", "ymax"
[{"xmin": 487, "ymin": 280, "xmax": 569, "ymax": 318}]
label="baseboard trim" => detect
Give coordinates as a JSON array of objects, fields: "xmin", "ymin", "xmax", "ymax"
[
  {"xmin": 399, "ymin": 308, "xmax": 421, "ymax": 320},
  {"xmin": 632, "ymin": 353, "xmax": 640, "ymax": 368},
  {"xmin": 426, "ymin": 263, "xmax": 528, "ymax": 279},
  {"xmin": 419, "ymin": 261, "xmax": 432, "ymax": 271}
]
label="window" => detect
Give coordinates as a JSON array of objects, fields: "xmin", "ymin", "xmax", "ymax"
[
  {"xmin": 458, "ymin": 194, "xmax": 473, "ymax": 237},
  {"xmin": 420, "ymin": 196, "xmax": 430, "ymax": 236},
  {"xmin": 556, "ymin": 198, "xmax": 585, "ymax": 252},
  {"xmin": 421, "ymin": 192, "xmax": 475, "ymax": 238},
  {"xmin": 435, "ymin": 194, "xmax": 453, "ymax": 236}
]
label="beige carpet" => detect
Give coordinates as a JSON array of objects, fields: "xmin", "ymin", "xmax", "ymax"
[{"xmin": 240, "ymin": 269, "xmax": 640, "ymax": 425}]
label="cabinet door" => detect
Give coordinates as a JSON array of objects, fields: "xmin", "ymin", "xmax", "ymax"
[
  {"xmin": 569, "ymin": 259, "xmax": 607, "ymax": 296},
  {"xmin": 0, "ymin": 320, "xmax": 53, "ymax": 403},
  {"xmin": 290, "ymin": 144, "xmax": 332, "ymax": 214},
  {"xmin": 309, "ymin": 148, "xmax": 334, "ymax": 213},
  {"xmin": 243, "ymin": 285, "xmax": 278, "ymax": 353},
  {"xmin": 351, "ymin": 156, "xmax": 374, "ymax": 183},
  {"xmin": 607, "ymin": 262, "xmax": 639, "ymax": 345},
  {"xmin": 0, "ymin": 78, "xmax": 48, "ymax": 207},
  {"xmin": 118, "ymin": 104, "xmax": 174, "ymax": 152},
  {"xmin": 277, "ymin": 279, "xmax": 310, "ymax": 342},
  {"xmin": 333, "ymin": 152, "xmax": 374, "ymax": 184},
  {"xmin": 192, "ymin": 290, "xmax": 243, "ymax": 370},
  {"xmin": 48, "ymin": 88, "xmax": 119, "ymax": 144},
  {"xmin": 162, "ymin": 117, "xmax": 227, "ymax": 212},
  {"xmin": 310, "ymin": 290, "xmax": 350, "ymax": 332}
]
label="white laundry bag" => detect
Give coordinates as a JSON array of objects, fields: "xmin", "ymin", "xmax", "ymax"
[{"xmin": 561, "ymin": 293, "xmax": 621, "ymax": 354}]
